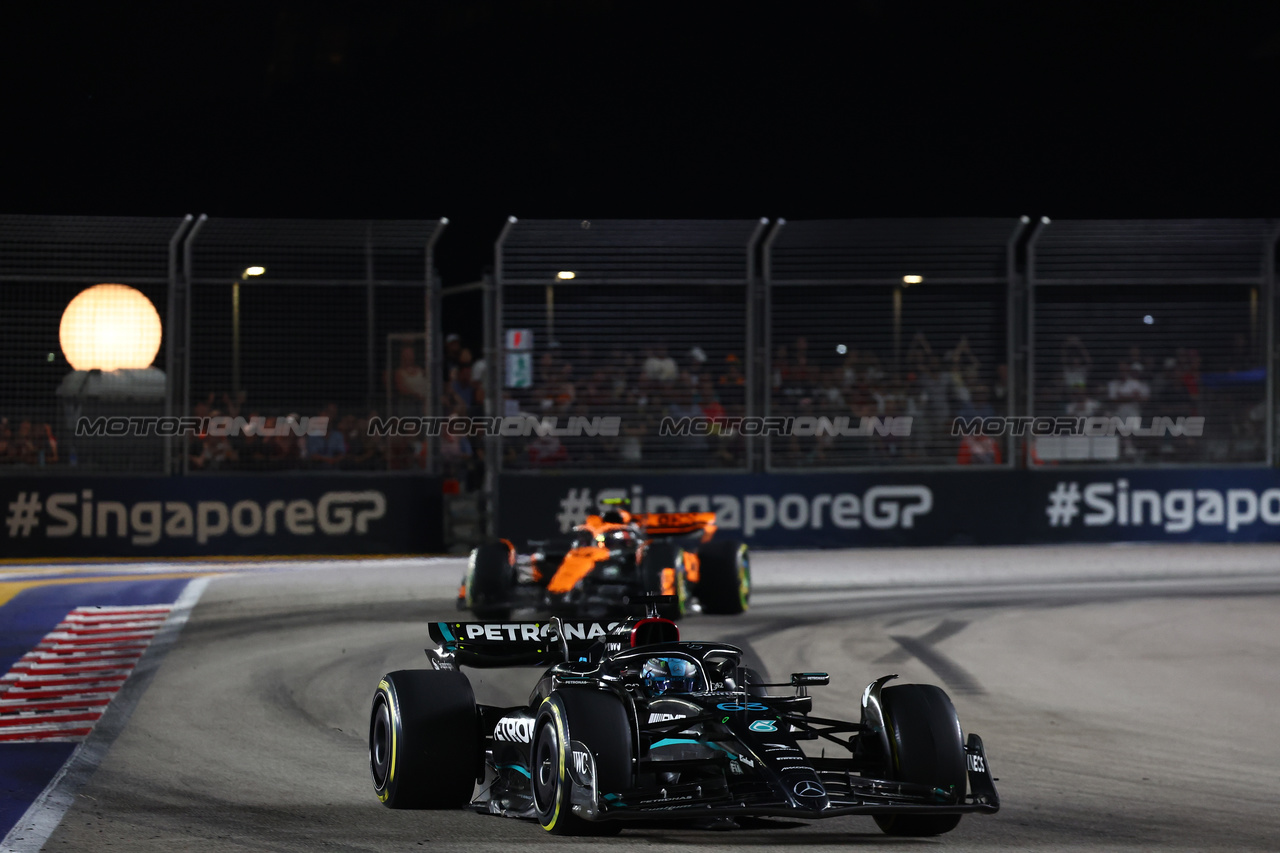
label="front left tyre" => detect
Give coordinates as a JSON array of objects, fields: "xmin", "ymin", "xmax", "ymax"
[
  {"xmin": 370, "ymin": 670, "xmax": 479, "ymax": 809},
  {"xmin": 872, "ymin": 683, "xmax": 967, "ymax": 836},
  {"xmin": 531, "ymin": 689, "xmax": 633, "ymax": 835}
]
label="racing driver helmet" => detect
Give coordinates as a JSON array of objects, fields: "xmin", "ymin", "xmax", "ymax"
[{"xmin": 642, "ymin": 657, "xmax": 699, "ymax": 695}]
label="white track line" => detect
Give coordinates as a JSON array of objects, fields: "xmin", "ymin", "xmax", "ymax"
[{"xmin": 1, "ymin": 577, "xmax": 210, "ymax": 853}]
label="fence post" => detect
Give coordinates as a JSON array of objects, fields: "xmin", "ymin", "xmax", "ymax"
[
  {"xmin": 426, "ymin": 217, "xmax": 448, "ymax": 475},
  {"xmin": 179, "ymin": 214, "xmax": 207, "ymax": 476},
  {"xmin": 165, "ymin": 215, "xmax": 194, "ymax": 476},
  {"xmin": 488, "ymin": 217, "xmax": 517, "ymax": 537},
  {"xmin": 1024, "ymin": 216, "xmax": 1050, "ymax": 468},
  {"xmin": 1005, "ymin": 215, "xmax": 1030, "ymax": 468},
  {"xmin": 745, "ymin": 217, "xmax": 769, "ymax": 473},
  {"xmin": 761, "ymin": 218, "xmax": 785, "ymax": 473},
  {"xmin": 1268, "ymin": 223, "xmax": 1279, "ymax": 467}
]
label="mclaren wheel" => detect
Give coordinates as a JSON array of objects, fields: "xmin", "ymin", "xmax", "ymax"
[
  {"xmin": 466, "ymin": 541, "xmax": 515, "ymax": 620},
  {"xmin": 370, "ymin": 670, "xmax": 479, "ymax": 809},
  {"xmin": 873, "ymin": 683, "xmax": 967, "ymax": 837},
  {"xmin": 640, "ymin": 542, "xmax": 687, "ymax": 619},
  {"xmin": 531, "ymin": 690, "xmax": 632, "ymax": 835},
  {"xmin": 695, "ymin": 539, "xmax": 750, "ymax": 615}
]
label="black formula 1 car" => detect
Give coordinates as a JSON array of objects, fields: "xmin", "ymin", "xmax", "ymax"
[
  {"xmin": 457, "ymin": 501, "xmax": 749, "ymax": 620},
  {"xmin": 369, "ymin": 604, "xmax": 998, "ymax": 837}
]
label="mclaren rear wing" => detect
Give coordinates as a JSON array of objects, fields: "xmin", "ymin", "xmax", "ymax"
[{"xmin": 631, "ymin": 511, "xmax": 717, "ymax": 541}]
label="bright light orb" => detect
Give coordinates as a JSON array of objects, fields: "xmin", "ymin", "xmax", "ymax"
[{"xmin": 59, "ymin": 284, "xmax": 163, "ymax": 371}]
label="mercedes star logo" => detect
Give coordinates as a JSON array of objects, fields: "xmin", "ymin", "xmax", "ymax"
[{"xmin": 793, "ymin": 780, "xmax": 826, "ymax": 797}]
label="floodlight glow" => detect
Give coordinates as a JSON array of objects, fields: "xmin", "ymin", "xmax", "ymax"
[
  {"xmin": 59, "ymin": 284, "xmax": 163, "ymax": 371},
  {"xmin": 836, "ymin": 344, "xmax": 848, "ymax": 355},
  {"xmin": 243, "ymin": 266, "xmax": 266, "ymax": 277},
  {"xmin": 1143, "ymin": 315, "xmax": 1154, "ymax": 325},
  {"xmin": 556, "ymin": 270, "xmax": 576, "ymax": 280},
  {"xmin": 903, "ymin": 275, "xmax": 923, "ymax": 284}
]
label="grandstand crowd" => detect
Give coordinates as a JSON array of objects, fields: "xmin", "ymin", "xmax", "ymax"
[{"xmin": 1, "ymin": 329, "xmax": 1265, "ymax": 475}]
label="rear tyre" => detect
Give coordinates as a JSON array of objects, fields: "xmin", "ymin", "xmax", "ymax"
[
  {"xmin": 695, "ymin": 539, "xmax": 750, "ymax": 615},
  {"xmin": 872, "ymin": 683, "xmax": 966, "ymax": 837},
  {"xmin": 640, "ymin": 543, "xmax": 686, "ymax": 619},
  {"xmin": 370, "ymin": 670, "xmax": 479, "ymax": 809},
  {"xmin": 466, "ymin": 541, "xmax": 515, "ymax": 619},
  {"xmin": 531, "ymin": 690, "xmax": 632, "ymax": 835}
]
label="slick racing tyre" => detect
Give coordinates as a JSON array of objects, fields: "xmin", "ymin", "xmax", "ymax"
[
  {"xmin": 641, "ymin": 542, "xmax": 687, "ymax": 619},
  {"xmin": 370, "ymin": 670, "xmax": 479, "ymax": 809},
  {"xmin": 466, "ymin": 541, "xmax": 515, "ymax": 619},
  {"xmin": 873, "ymin": 683, "xmax": 967, "ymax": 837},
  {"xmin": 695, "ymin": 539, "xmax": 750, "ymax": 615},
  {"xmin": 531, "ymin": 690, "xmax": 633, "ymax": 835}
]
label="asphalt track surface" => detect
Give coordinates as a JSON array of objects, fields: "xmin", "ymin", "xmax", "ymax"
[{"xmin": 22, "ymin": 545, "xmax": 1280, "ymax": 852}]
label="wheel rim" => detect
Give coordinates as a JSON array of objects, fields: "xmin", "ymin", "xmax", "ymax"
[
  {"xmin": 370, "ymin": 697, "xmax": 392, "ymax": 789},
  {"xmin": 532, "ymin": 722, "xmax": 560, "ymax": 817}
]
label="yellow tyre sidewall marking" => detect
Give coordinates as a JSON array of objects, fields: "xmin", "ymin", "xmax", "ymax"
[
  {"xmin": 375, "ymin": 681, "xmax": 396, "ymax": 802},
  {"xmin": 541, "ymin": 698, "xmax": 568, "ymax": 832},
  {"xmin": 738, "ymin": 544, "xmax": 751, "ymax": 610}
]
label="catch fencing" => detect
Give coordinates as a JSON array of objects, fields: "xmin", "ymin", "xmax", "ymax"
[
  {"xmin": 4, "ymin": 214, "xmax": 1280, "ymax": 528},
  {"xmin": 0, "ymin": 214, "xmax": 445, "ymax": 478}
]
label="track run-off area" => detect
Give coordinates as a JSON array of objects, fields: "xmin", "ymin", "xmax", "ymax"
[{"xmin": 2, "ymin": 544, "xmax": 1279, "ymax": 852}]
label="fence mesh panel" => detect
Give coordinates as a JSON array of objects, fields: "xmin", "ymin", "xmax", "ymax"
[
  {"xmin": 0, "ymin": 215, "xmax": 188, "ymax": 474},
  {"xmin": 497, "ymin": 219, "xmax": 765, "ymax": 470},
  {"xmin": 1029, "ymin": 220, "xmax": 1275, "ymax": 465},
  {"xmin": 766, "ymin": 219, "xmax": 1023, "ymax": 468},
  {"xmin": 184, "ymin": 218, "xmax": 443, "ymax": 473}
]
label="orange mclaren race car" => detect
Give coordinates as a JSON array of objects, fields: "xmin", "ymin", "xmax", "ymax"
[{"xmin": 457, "ymin": 500, "xmax": 749, "ymax": 619}]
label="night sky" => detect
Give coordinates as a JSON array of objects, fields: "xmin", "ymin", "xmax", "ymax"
[{"xmin": 5, "ymin": 2, "xmax": 1280, "ymax": 290}]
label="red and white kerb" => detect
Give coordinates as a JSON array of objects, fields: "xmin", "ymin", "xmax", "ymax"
[{"xmin": 0, "ymin": 605, "xmax": 172, "ymax": 743}]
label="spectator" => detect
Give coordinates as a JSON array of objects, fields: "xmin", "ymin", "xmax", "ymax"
[
  {"xmin": 1060, "ymin": 336, "xmax": 1092, "ymax": 391},
  {"xmin": 37, "ymin": 422, "xmax": 59, "ymax": 465},
  {"xmin": 451, "ymin": 351, "xmax": 477, "ymax": 415},
  {"xmin": 1065, "ymin": 386, "xmax": 1101, "ymax": 418},
  {"xmin": 347, "ymin": 412, "xmax": 383, "ymax": 470},
  {"xmin": 439, "ymin": 410, "xmax": 475, "ymax": 478},
  {"xmin": 306, "ymin": 403, "xmax": 347, "ymax": 467},
  {"xmin": 0, "ymin": 418, "xmax": 11, "ymax": 463},
  {"xmin": 719, "ymin": 353, "xmax": 745, "ymax": 391},
  {"xmin": 239, "ymin": 412, "xmax": 269, "ymax": 469},
  {"xmin": 944, "ymin": 336, "xmax": 981, "ymax": 408},
  {"xmin": 957, "ymin": 432, "xmax": 1002, "ymax": 465},
  {"xmin": 443, "ymin": 333, "xmax": 463, "ymax": 380},
  {"xmin": 265, "ymin": 417, "xmax": 302, "ymax": 469},
  {"xmin": 10, "ymin": 420, "xmax": 39, "ymax": 465},
  {"xmin": 1174, "ymin": 347, "xmax": 1202, "ymax": 413},
  {"xmin": 526, "ymin": 432, "xmax": 568, "ymax": 466},
  {"xmin": 642, "ymin": 344, "xmax": 678, "ymax": 384},
  {"xmin": 190, "ymin": 428, "xmax": 238, "ymax": 471},
  {"xmin": 394, "ymin": 345, "xmax": 428, "ymax": 416},
  {"xmin": 1107, "ymin": 361, "xmax": 1150, "ymax": 422}
]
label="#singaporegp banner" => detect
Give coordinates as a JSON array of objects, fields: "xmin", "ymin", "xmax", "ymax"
[
  {"xmin": 498, "ymin": 469, "xmax": 1280, "ymax": 547},
  {"xmin": 1, "ymin": 475, "xmax": 442, "ymax": 558}
]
